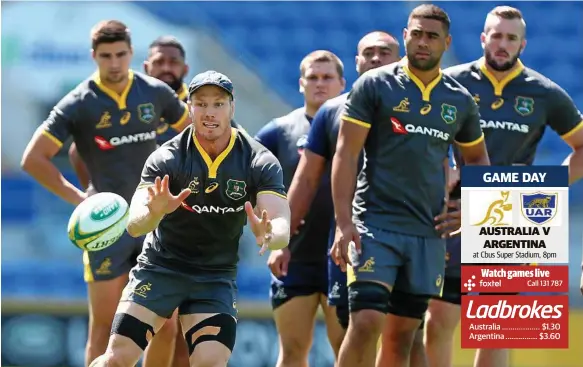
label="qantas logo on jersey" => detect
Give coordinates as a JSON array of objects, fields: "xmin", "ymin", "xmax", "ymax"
[
  {"xmin": 180, "ymin": 203, "xmax": 244, "ymax": 214},
  {"xmin": 94, "ymin": 131, "xmax": 157, "ymax": 150},
  {"xmin": 480, "ymin": 119, "xmax": 529, "ymax": 134},
  {"xmin": 390, "ymin": 118, "xmax": 449, "ymax": 141},
  {"xmin": 390, "ymin": 118, "xmax": 407, "ymax": 134},
  {"xmin": 405, "ymin": 124, "xmax": 450, "ymax": 141}
]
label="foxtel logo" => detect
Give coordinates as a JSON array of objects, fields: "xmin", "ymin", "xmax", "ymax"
[{"xmin": 466, "ymin": 300, "xmax": 563, "ymax": 319}]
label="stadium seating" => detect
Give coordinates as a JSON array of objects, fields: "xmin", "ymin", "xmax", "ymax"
[{"xmin": 136, "ymin": 1, "xmax": 582, "ymax": 158}]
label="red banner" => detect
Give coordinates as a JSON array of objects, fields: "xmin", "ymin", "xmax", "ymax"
[
  {"xmin": 461, "ymin": 295, "xmax": 569, "ymax": 349},
  {"xmin": 460, "ymin": 265, "xmax": 569, "ymax": 293}
]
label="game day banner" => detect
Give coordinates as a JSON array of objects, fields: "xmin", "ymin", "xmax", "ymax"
[{"xmin": 460, "ymin": 166, "xmax": 569, "ymax": 349}]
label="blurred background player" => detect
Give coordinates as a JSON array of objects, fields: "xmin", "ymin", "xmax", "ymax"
[
  {"xmin": 285, "ymin": 31, "xmax": 436, "ymax": 366},
  {"xmin": 20, "ymin": 20, "xmax": 190, "ymax": 367},
  {"xmin": 145, "ymin": 36, "xmax": 190, "ymax": 146},
  {"xmin": 90, "ymin": 70, "xmax": 290, "ymax": 367},
  {"xmin": 68, "ymin": 35, "xmax": 190, "ymax": 189},
  {"xmin": 424, "ymin": 6, "xmax": 583, "ymax": 367},
  {"xmin": 330, "ymin": 5, "xmax": 490, "ymax": 367},
  {"xmin": 256, "ymin": 50, "xmax": 346, "ymax": 365}
]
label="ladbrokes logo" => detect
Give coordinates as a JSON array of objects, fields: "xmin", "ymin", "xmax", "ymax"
[
  {"xmin": 461, "ymin": 295, "xmax": 568, "ymax": 349},
  {"xmin": 94, "ymin": 131, "xmax": 157, "ymax": 150},
  {"xmin": 466, "ymin": 299, "xmax": 563, "ymax": 319}
]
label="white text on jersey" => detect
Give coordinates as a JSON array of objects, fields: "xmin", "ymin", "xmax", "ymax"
[
  {"xmin": 480, "ymin": 120, "xmax": 529, "ymax": 134},
  {"xmin": 405, "ymin": 124, "xmax": 450, "ymax": 141}
]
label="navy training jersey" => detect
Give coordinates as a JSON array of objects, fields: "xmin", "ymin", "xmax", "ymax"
[
  {"xmin": 156, "ymin": 83, "xmax": 189, "ymax": 145},
  {"xmin": 41, "ymin": 70, "xmax": 188, "ymax": 202},
  {"xmin": 445, "ymin": 58, "xmax": 583, "ymax": 168},
  {"xmin": 343, "ymin": 61, "xmax": 484, "ymax": 237},
  {"xmin": 256, "ymin": 108, "xmax": 333, "ymax": 263},
  {"xmin": 137, "ymin": 126, "xmax": 286, "ymax": 276},
  {"xmin": 306, "ymin": 93, "xmax": 348, "ymax": 161},
  {"xmin": 305, "ymin": 93, "xmax": 361, "ymax": 249}
]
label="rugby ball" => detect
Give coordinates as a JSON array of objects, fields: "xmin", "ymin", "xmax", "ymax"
[{"xmin": 67, "ymin": 192, "xmax": 129, "ymax": 252}]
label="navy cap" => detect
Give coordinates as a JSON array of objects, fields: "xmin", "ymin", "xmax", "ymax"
[{"xmin": 188, "ymin": 70, "xmax": 234, "ymax": 99}]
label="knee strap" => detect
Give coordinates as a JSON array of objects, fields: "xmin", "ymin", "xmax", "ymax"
[
  {"xmin": 348, "ymin": 281, "xmax": 391, "ymax": 314},
  {"xmin": 184, "ymin": 313, "xmax": 237, "ymax": 355},
  {"xmin": 111, "ymin": 313, "xmax": 155, "ymax": 350},
  {"xmin": 387, "ymin": 290, "xmax": 430, "ymax": 320}
]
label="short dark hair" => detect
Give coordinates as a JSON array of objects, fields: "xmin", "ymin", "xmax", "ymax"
[
  {"xmin": 409, "ymin": 4, "xmax": 451, "ymax": 33},
  {"xmin": 300, "ymin": 50, "xmax": 344, "ymax": 78},
  {"xmin": 149, "ymin": 36, "xmax": 186, "ymax": 59},
  {"xmin": 91, "ymin": 20, "xmax": 131, "ymax": 50}
]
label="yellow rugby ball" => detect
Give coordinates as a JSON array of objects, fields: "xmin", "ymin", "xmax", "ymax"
[{"xmin": 67, "ymin": 192, "xmax": 129, "ymax": 251}]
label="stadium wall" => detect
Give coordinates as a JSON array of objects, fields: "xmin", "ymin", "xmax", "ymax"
[{"xmin": 2, "ymin": 306, "xmax": 583, "ymax": 367}]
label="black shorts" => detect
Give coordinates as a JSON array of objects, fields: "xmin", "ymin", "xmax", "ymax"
[
  {"xmin": 270, "ymin": 261, "xmax": 328, "ymax": 309},
  {"xmin": 83, "ymin": 232, "xmax": 143, "ymax": 282},
  {"xmin": 121, "ymin": 262, "xmax": 238, "ymax": 319},
  {"xmin": 433, "ymin": 275, "xmax": 461, "ymax": 305}
]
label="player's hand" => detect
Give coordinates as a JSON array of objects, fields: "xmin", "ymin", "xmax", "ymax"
[
  {"xmin": 267, "ymin": 247, "xmax": 291, "ymax": 277},
  {"xmin": 331, "ymin": 223, "xmax": 361, "ymax": 272},
  {"xmin": 146, "ymin": 175, "xmax": 191, "ymax": 217},
  {"xmin": 435, "ymin": 199, "xmax": 461, "ymax": 238},
  {"xmin": 86, "ymin": 182, "xmax": 98, "ymax": 198},
  {"xmin": 244, "ymin": 201, "xmax": 273, "ymax": 256},
  {"xmin": 292, "ymin": 219, "xmax": 306, "ymax": 236}
]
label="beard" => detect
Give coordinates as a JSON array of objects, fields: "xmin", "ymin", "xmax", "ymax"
[
  {"xmin": 485, "ymin": 48, "xmax": 522, "ymax": 72},
  {"xmin": 407, "ymin": 52, "xmax": 441, "ymax": 71},
  {"xmin": 156, "ymin": 72, "xmax": 184, "ymax": 92},
  {"xmin": 166, "ymin": 77, "xmax": 184, "ymax": 93}
]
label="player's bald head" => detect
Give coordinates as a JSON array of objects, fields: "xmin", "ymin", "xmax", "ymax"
[
  {"xmin": 355, "ymin": 31, "xmax": 401, "ymax": 75},
  {"xmin": 484, "ymin": 6, "xmax": 526, "ymax": 38},
  {"xmin": 357, "ymin": 31, "xmax": 399, "ymax": 54}
]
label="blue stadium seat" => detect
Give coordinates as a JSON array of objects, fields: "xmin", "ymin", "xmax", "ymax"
[
  {"xmin": 135, "ymin": 1, "xmax": 581, "ymax": 109},
  {"xmin": 130, "ymin": 1, "xmax": 582, "ymax": 199}
]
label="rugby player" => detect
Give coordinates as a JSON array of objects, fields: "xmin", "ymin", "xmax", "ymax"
[
  {"xmin": 424, "ymin": 6, "xmax": 583, "ymax": 367},
  {"xmin": 256, "ymin": 50, "xmax": 346, "ymax": 365},
  {"xmin": 146, "ymin": 36, "xmax": 190, "ymax": 146},
  {"xmin": 90, "ymin": 70, "xmax": 290, "ymax": 367},
  {"xmin": 285, "ymin": 32, "xmax": 436, "ymax": 366},
  {"xmin": 330, "ymin": 5, "xmax": 491, "ymax": 367},
  {"xmin": 68, "ymin": 35, "xmax": 190, "ymax": 190},
  {"xmin": 66, "ymin": 35, "xmax": 192, "ymax": 367},
  {"xmin": 20, "ymin": 21, "xmax": 190, "ymax": 367}
]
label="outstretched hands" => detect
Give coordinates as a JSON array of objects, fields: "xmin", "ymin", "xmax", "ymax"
[{"xmin": 146, "ymin": 175, "xmax": 191, "ymax": 217}]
